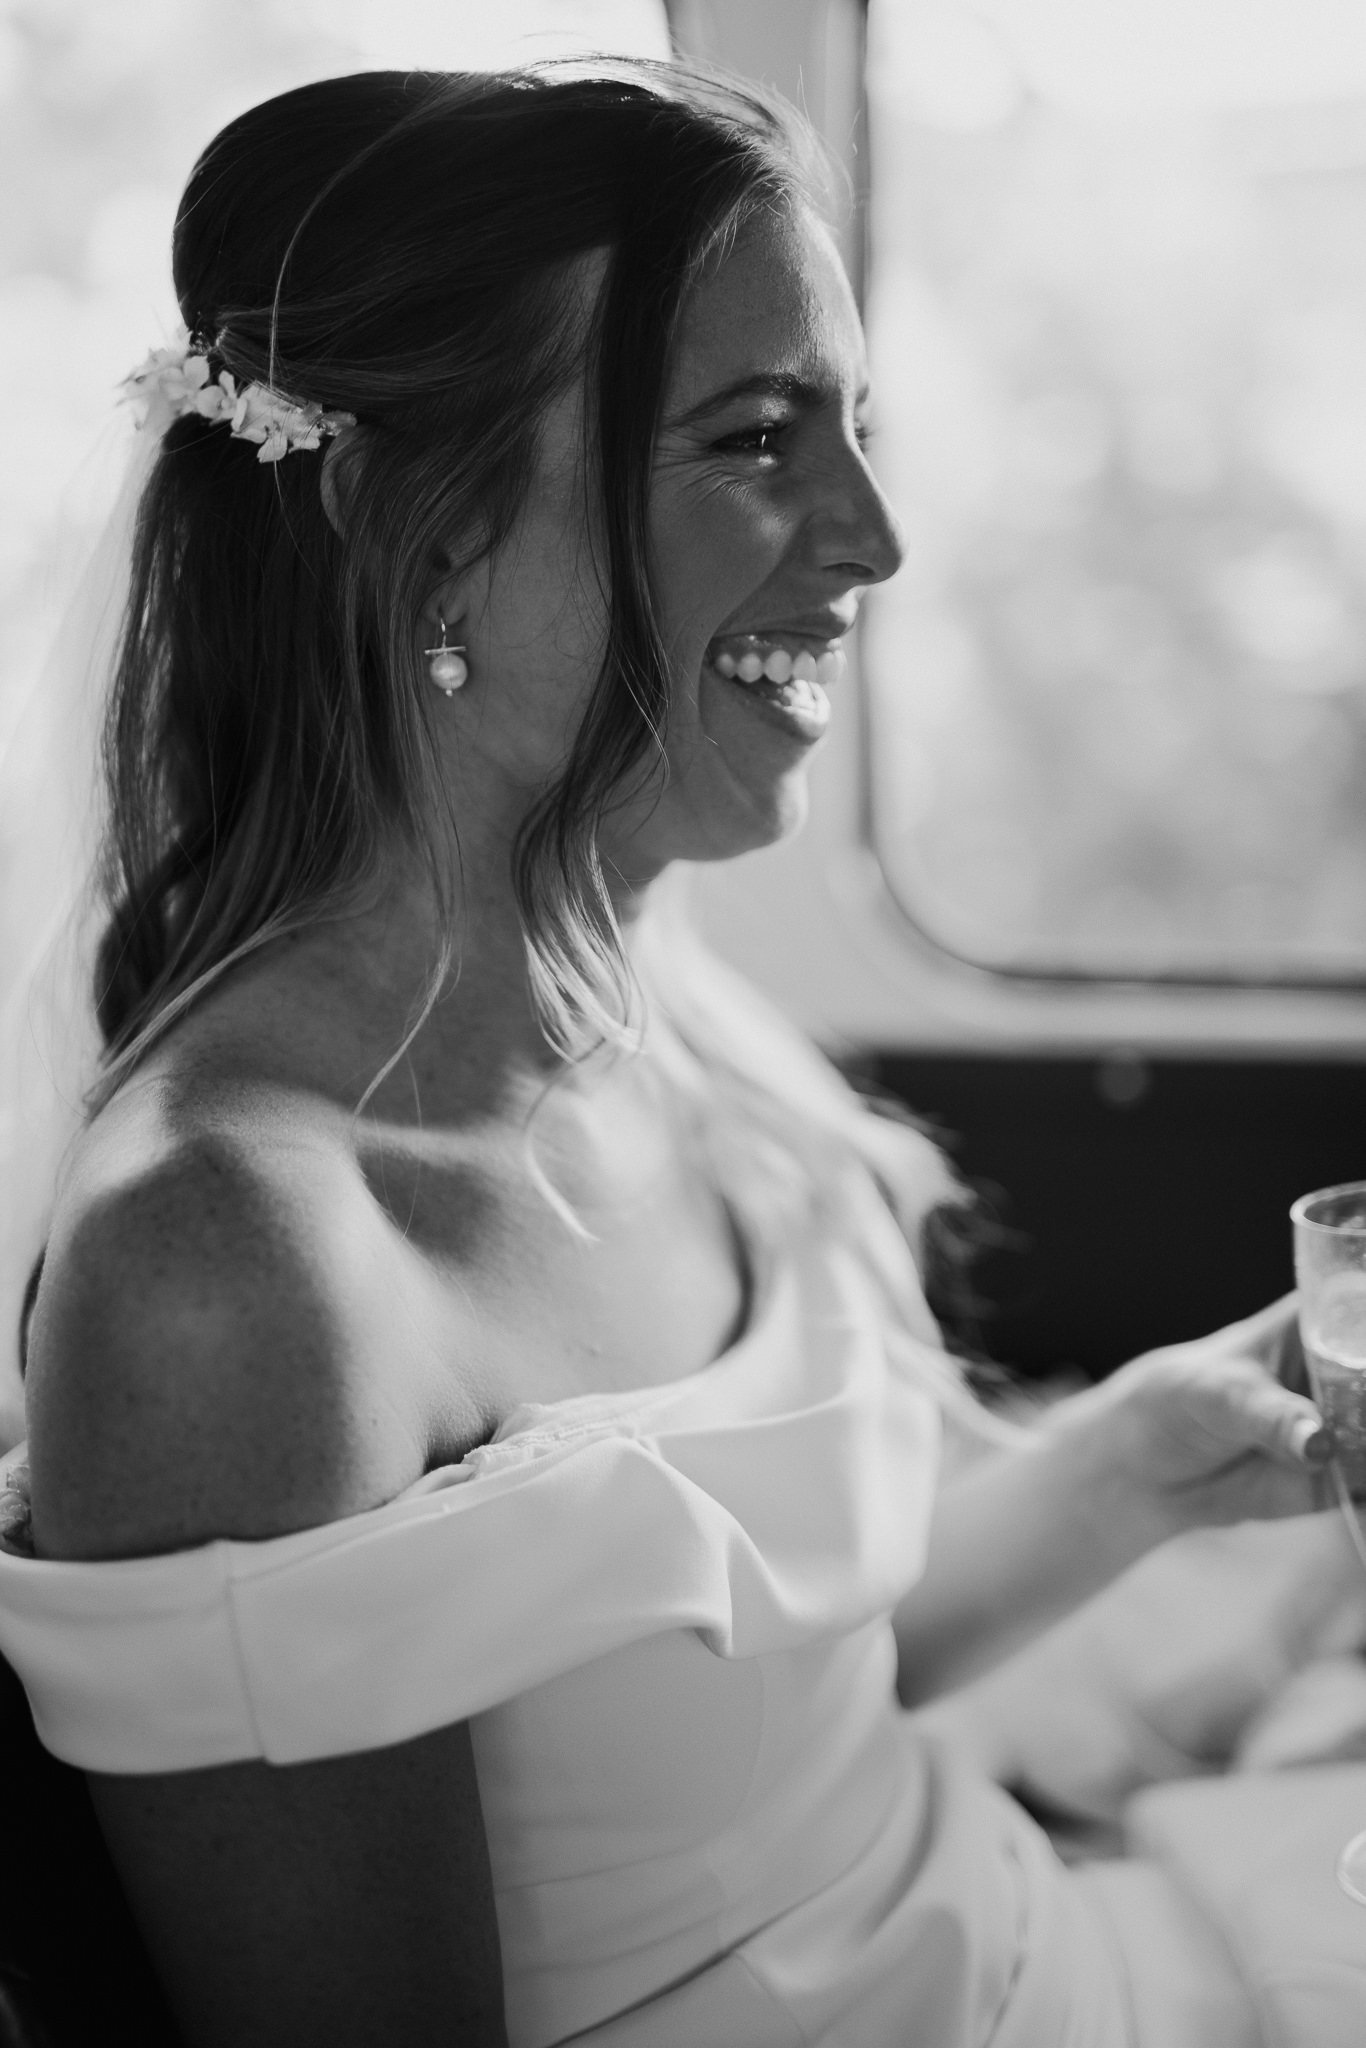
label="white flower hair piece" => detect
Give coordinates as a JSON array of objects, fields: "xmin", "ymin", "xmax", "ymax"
[{"xmin": 120, "ymin": 333, "xmax": 356, "ymax": 464}]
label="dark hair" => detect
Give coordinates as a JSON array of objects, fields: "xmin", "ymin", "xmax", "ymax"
[{"xmin": 93, "ymin": 62, "xmax": 815, "ymax": 1086}]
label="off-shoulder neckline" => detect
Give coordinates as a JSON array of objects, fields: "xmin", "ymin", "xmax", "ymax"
[
  {"xmin": 400, "ymin": 1223, "xmax": 782, "ymax": 1489},
  {"xmin": 0, "ymin": 1226, "xmax": 789, "ymax": 1550}
]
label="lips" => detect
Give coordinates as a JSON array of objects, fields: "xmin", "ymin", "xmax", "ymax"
[{"xmin": 701, "ymin": 631, "xmax": 842, "ymax": 742}]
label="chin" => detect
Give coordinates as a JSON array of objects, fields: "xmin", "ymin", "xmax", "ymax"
[
  {"xmin": 688, "ymin": 763, "xmax": 813, "ymax": 865},
  {"xmin": 605, "ymin": 752, "xmax": 814, "ymax": 878}
]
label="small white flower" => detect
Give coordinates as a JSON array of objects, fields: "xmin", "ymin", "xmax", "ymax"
[
  {"xmin": 228, "ymin": 386, "xmax": 276, "ymax": 442},
  {"xmin": 192, "ymin": 371, "xmax": 236, "ymax": 422},
  {"xmin": 119, "ymin": 328, "xmax": 354, "ymax": 461},
  {"xmin": 255, "ymin": 426, "xmax": 292, "ymax": 464}
]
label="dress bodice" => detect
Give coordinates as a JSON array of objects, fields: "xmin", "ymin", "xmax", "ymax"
[{"xmin": 0, "ymin": 1201, "xmax": 1128, "ymax": 2047}]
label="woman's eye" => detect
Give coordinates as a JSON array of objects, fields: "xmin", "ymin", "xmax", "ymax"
[{"xmin": 715, "ymin": 421, "xmax": 787, "ymax": 459}]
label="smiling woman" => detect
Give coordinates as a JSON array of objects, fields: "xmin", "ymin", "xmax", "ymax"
[
  {"xmin": 644, "ymin": 206, "xmax": 902, "ymax": 853},
  {"xmin": 0, "ymin": 52, "xmax": 1352, "ymax": 2048}
]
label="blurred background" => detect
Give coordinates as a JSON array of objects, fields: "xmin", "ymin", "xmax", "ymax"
[
  {"xmin": 865, "ymin": 0, "xmax": 1366, "ymax": 986},
  {"xmin": 6, "ymin": 0, "xmax": 1366, "ymax": 1411}
]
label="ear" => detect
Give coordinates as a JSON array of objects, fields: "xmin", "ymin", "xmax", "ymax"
[
  {"xmin": 319, "ymin": 426, "xmax": 363, "ymax": 536},
  {"xmin": 419, "ymin": 547, "xmax": 476, "ymax": 636}
]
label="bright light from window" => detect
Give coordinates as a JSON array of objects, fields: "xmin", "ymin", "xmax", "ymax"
[
  {"xmin": 976, "ymin": 0, "xmax": 1366, "ymax": 116},
  {"xmin": 894, "ymin": 1, "xmax": 1366, "ymax": 128},
  {"xmin": 865, "ymin": 0, "xmax": 1366, "ymax": 983},
  {"xmin": 290, "ymin": 0, "xmax": 668, "ymax": 70}
]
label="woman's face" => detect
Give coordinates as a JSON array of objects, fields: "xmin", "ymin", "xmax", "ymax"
[
  {"xmin": 439, "ymin": 202, "xmax": 903, "ymax": 877},
  {"xmin": 634, "ymin": 201, "xmax": 904, "ymax": 868}
]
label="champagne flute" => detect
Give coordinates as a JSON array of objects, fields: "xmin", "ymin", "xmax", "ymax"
[{"xmin": 1291, "ymin": 1180, "xmax": 1366, "ymax": 1904}]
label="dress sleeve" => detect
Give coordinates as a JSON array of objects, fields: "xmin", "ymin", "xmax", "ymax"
[{"xmin": 0, "ymin": 1258, "xmax": 940, "ymax": 1774}]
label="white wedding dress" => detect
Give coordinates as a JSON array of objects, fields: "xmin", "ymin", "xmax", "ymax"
[{"xmin": 0, "ymin": 1194, "xmax": 1360, "ymax": 2045}]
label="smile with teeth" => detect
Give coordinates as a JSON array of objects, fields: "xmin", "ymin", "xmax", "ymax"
[{"xmin": 707, "ymin": 634, "xmax": 846, "ymax": 692}]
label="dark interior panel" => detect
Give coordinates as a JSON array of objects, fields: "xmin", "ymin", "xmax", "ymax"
[{"xmin": 863, "ymin": 1053, "xmax": 1366, "ymax": 1382}]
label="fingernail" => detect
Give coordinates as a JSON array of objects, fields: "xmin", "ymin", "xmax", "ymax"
[{"xmin": 1292, "ymin": 1416, "xmax": 1333, "ymax": 1464}]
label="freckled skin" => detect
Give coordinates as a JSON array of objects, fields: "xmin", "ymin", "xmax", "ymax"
[
  {"xmin": 638, "ymin": 206, "xmax": 904, "ymax": 866},
  {"xmin": 431, "ymin": 205, "xmax": 905, "ymax": 886}
]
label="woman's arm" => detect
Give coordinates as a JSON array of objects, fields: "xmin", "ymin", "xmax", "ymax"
[
  {"xmin": 896, "ymin": 1298, "xmax": 1330, "ymax": 1707},
  {"xmin": 25, "ymin": 1134, "xmax": 508, "ymax": 2047},
  {"xmin": 89, "ymin": 1725, "xmax": 506, "ymax": 2048}
]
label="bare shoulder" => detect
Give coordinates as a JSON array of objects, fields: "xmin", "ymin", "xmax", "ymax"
[{"xmin": 24, "ymin": 1075, "xmax": 442, "ymax": 1562}]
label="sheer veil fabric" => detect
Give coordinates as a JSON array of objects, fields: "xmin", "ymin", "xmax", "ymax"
[{"xmin": 0, "ymin": 419, "xmax": 147, "ymax": 1437}]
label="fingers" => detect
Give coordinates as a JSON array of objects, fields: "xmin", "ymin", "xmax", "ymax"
[
  {"xmin": 1286, "ymin": 1412, "xmax": 1335, "ymax": 1469},
  {"xmin": 1273, "ymin": 1318, "xmax": 1312, "ymax": 1397},
  {"xmin": 1214, "ymin": 1364, "xmax": 1331, "ymax": 1469},
  {"xmin": 1213, "ymin": 1293, "xmax": 1299, "ymax": 1361},
  {"xmin": 1132, "ymin": 1295, "xmax": 1299, "ymax": 1377}
]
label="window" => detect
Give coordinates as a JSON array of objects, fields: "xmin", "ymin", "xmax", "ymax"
[{"xmin": 864, "ymin": 0, "xmax": 1366, "ymax": 984}]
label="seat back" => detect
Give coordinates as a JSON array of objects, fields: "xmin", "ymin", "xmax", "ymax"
[{"xmin": 0, "ymin": 1652, "xmax": 182, "ymax": 2046}]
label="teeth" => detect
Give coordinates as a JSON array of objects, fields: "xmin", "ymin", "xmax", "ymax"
[{"xmin": 707, "ymin": 635, "xmax": 846, "ymax": 691}]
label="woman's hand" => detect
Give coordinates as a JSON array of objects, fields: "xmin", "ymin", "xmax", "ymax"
[
  {"xmin": 1051, "ymin": 1295, "xmax": 1333, "ymax": 1549},
  {"xmin": 896, "ymin": 1296, "xmax": 1334, "ymax": 1706}
]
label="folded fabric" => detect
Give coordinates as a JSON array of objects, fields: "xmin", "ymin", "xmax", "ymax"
[
  {"xmin": 914, "ymin": 1516, "xmax": 1366, "ymax": 1825},
  {"xmin": 1126, "ymin": 1764, "xmax": 1366, "ymax": 2048}
]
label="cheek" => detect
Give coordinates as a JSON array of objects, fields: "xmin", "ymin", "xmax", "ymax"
[
  {"xmin": 655, "ymin": 493, "xmax": 795, "ymax": 648},
  {"xmin": 692, "ymin": 479, "xmax": 793, "ymax": 563}
]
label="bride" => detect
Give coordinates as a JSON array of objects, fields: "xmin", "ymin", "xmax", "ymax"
[{"xmin": 0, "ymin": 59, "xmax": 1351, "ymax": 2048}]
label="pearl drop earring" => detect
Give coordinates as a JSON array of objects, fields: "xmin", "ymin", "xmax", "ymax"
[{"xmin": 424, "ymin": 615, "xmax": 469, "ymax": 695}]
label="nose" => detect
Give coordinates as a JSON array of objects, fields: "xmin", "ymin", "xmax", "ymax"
[{"xmin": 818, "ymin": 442, "xmax": 906, "ymax": 590}]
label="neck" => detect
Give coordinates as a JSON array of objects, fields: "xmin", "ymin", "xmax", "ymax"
[{"xmin": 225, "ymin": 833, "xmax": 674, "ymax": 1124}]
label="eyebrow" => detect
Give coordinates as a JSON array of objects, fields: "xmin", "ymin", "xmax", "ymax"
[{"xmin": 666, "ymin": 370, "xmax": 868, "ymax": 430}]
